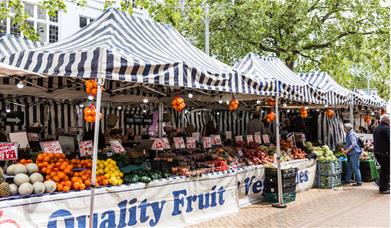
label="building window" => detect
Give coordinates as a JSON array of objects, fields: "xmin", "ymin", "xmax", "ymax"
[
  {"xmin": 38, "ymin": 6, "xmax": 47, "ymax": 20},
  {"xmin": 37, "ymin": 22, "xmax": 47, "ymax": 42},
  {"xmin": 79, "ymin": 16, "xmax": 88, "ymax": 28},
  {"xmin": 49, "ymin": 25, "xmax": 58, "ymax": 43},
  {"xmin": 0, "ymin": 20, "xmax": 6, "ymax": 33},
  {"xmin": 24, "ymin": 3, "xmax": 34, "ymax": 18},
  {"xmin": 10, "ymin": 19, "xmax": 20, "ymax": 36},
  {"xmin": 50, "ymin": 11, "xmax": 58, "ymax": 23}
]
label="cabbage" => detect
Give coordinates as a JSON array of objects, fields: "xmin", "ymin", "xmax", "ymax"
[
  {"xmin": 318, "ymin": 156, "xmax": 326, "ymax": 162},
  {"xmin": 322, "ymin": 145, "xmax": 330, "ymax": 152}
]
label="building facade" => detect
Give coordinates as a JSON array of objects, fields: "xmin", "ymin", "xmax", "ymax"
[{"xmin": 0, "ymin": 0, "xmax": 148, "ymax": 43}]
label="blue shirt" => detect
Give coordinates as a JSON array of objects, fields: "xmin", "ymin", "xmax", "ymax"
[{"xmin": 345, "ymin": 130, "xmax": 362, "ymax": 155}]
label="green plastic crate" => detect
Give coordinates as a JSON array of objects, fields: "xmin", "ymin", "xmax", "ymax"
[
  {"xmin": 360, "ymin": 160, "xmax": 379, "ymax": 182},
  {"xmin": 264, "ymin": 191, "xmax": 296, "ymax": 204}
]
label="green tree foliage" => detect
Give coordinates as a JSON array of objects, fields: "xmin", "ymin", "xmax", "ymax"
[{"xmin": 0, "ymin": 0, "xmax": 389, "ymax": 99}]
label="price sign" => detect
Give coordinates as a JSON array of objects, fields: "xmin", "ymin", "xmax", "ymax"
[
  {"xmin": 186, "ymin": 137, "xmax": 196, "ymax": 149},
  {"xmin": 211, "ymin": 135, "xmax": 222, "ymax": 145},
  {"xmin": 152, "ymin": 138, "xmax": 164, "ymax": 151},
  {"xmin": 173, "ymin": 137, "xmax": 186, "ymax": 149},
  {"xmin": 192, "ymin": 132, "xmax": 200, "ymax": 142},
  {"xmin": 0, "ymin": 142, "xmax": 18, "ymax": 161},
  {"xmin": 246, "ymin": 135, "xmax": 254, "ymax": 143},
  {"xmin": 235, "ymin": 135, "xmax": 243, "ymax": 142},
  {"xmin": 79, "ymin": 140, "xmax": 93, "ymax": 157},
  {"xmin": 40, "ymin": 141, "xmax": 63, "ymax": 154},
  {"xmin": 262, "ymin": 134, "xmax": 270, "ymax": 144},
  {"xmin": 203, "ymin": 137, "xmax": 212, "ymax": 149},
  {"xmin": 254, "ymin": 133, "xmax": 262, "ymax": 144},
  {"xmin": 27, "ymin": 133, "xmax": 39, "ymax": 142},
  {"xmin": 162, "ymin": 138, "xmax": 171, "ymax": 149},
  {"xmin": 109, "ymin": 140, "xmax": 125, "ymax": 153},
  {"xmin": 225, "ymin": 131, "xmax": 232, "ymax": 140}
]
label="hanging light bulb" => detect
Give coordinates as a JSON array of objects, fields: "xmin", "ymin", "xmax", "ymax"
[
  {"xmin": 143, "ymin": 109, "xmax": 147, "ymax": 113},
  {"xmin": 6, "ymin": 105, "xmax": 11, "ymax": 113},
  {"xmin": 316, "ymin": 109, "xmax": 320, "ymax": 112},
  {"xmin": 79, "ymin": 103, "xmax": 84, "ymax": 108},
  {"xmin": 143, "ymin": 98, "xmax": 149, "ymax": 103},
  {"xmin": 118, "ymin": 106, "xmax": 122, "ymax": 110},
  {"xmin": 287, "ymin": 110, "xmax": 290, "ymax": 113},
  {"xmin": 371, "ymin": 112, "xmax": 375, "ymax": 116},
  {"xmin": 325, "ymin": 104, "xmax": 328, "ymax": 108},
  {"xmin": 225, "ymin": 100, "xmax": 229, "ymax": 105},
  {"xmin": 283, "ymin": 103, "xmax": 287, "ymax": 107},
  {"xmin": 88, "ymin": 95, "xmax": 94, "ymax": 101},
  {"xmin": 256, "ymin": 100, "xmax": 261, "ymax": 104},
  {"xmin": 217, "ymin": 112, "xmax": 220, "ymax": 115},
  {"xmin": 305, "ymin": 106, "xmax": 309, "ymax": 110},
  {"xmin": 188, "ymin": 93, "xmax": 193, "ymax": 98},
  {"xmin": 218, "ymin": 99, "xmax": 223, "ymax": 104},
  {"xmin": 17, "ymin": 81, "xmax": 24, "ymax": 89}
]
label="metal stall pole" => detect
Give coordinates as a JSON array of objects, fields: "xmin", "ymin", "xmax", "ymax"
[
  {"xmin": 349, "ymin": 94, "xmax": 354, "ymax": 127},
  {"xmin": 158, "ymin": 102, "xmax": 164, "ymax": 138},
  {"xmin": 272, "ymin": 94, "xmax": 286, "ymax": 208},
  {"xmin": 89, "ymin": 78, "xmax": 103, "ymax": 227}
]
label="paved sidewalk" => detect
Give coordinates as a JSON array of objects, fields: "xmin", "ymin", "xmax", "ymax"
[{"xmin": 190, "ymin": 183, "xmax": 389, "ymax": 228}]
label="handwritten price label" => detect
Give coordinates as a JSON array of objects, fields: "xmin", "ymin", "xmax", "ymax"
[
  {"xmin": 235, "ymin": 135, "xmax": 243, "ymax": 142},
  {"xmin": 79, "ymin": 140, "xmax": 93, "ymax": 157},
  {"xmin": 0, "ymin": 143, "xmax": 18, "ymax": 161},
  {"xmin": 152, "ymin": 139, "xmax": 165, "ymax": 151},
  {"xmin": 203, "ymin": 137, "xmax": 212, "ymax": 149},
  {"xmin": 174, "ymin": 137, "xmax": 186, "ymax": 149},
  {"xmin": 162, "ymin": 138, "xmax": 171, "ymax": 149},
  {"xmin": 254, "ymin": 133, "xmax": 262, "ymax": 144},
  {"xmin": 40, "ymin": 141, "xmax": 63, "ymax": 154},
  {"xmin": 262, "ymin": 134, "xmax": 270, "ymax": 144},
  {"xmin": 186, "ymin": 137, "xmax": 196, "ymax": 149},
  {"xmin": 109, "ymin": 140, "xmax": 125, "ymax": 153},
  {"xmin": 225, "ymin": 131, "xmax": 232, "ymax": 140},
  {"xmin": 211, "ymin": 135, "xmax": 222, "ymax": 145},
  {"xmin": 246, "ymin": 135, "xmax": 254, "ymax": 143},
  {"xmin": 192, "ymin": 132, "xmax": 200, "ymax": 142}
]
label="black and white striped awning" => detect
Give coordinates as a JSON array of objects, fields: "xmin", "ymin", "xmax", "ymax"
[
  {"xmin": 234, "ymin": 53, "xmax": 325, "ymax": 104},
  {"xmin": 0, "ymin": 33, "xmax": 43, "ymax": 58},
  {"xmin": 299, "ymin": 72, "xmax": 352, "ymax": 106},
  {"xmin": 352, "ymin": 89, "xmax": 384, "ymax": 108},
  {"xmin": 0, "ymin": 8, "xmax": 267, "ymax": 97}
]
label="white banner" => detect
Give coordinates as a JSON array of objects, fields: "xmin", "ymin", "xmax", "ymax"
[
  {"xmin": 287, "ymin": 159, "xmax": 317, "ymax": 192},
  {"xmin": 237, "ymin": 165, "xmax": 265, "ymax": 207},
  {"xmin": 1, "ymin": 172, "xmax": 239, "ymax": 228}
]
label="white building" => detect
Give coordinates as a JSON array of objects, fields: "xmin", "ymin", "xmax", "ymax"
[{"xmin": 0, "ymin": 0, "xmax": 149, "ymax": 43}]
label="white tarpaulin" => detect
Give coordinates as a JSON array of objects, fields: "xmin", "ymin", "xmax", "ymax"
[
  {"xmin": 288, "ymin": 159, "xmax": 317, "ymax": 192},
  {"xmin": 237, "ymin": 165, "xmax": 265, "ymax": 207}
]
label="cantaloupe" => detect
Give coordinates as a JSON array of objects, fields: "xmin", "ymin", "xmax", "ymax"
[
  {"xmin": 13, "ymin": 164, "xmax": 27, "ymax": 175},
  {"xmin": 14, "ymin": 173, "xmax": 30, "ymax": 186},
  {"xmin": 9, "ymin": 184, "xmax": 18, "ymax": 195},
  {"xmin": 18, "ymin": 183, "xmax": 33, "ymax": 196},
  {"xmin": 44, "ymin": 180, "xmax": 57, "ymax": 193},
  {"xmin": 26, "ymin": 163, "xmax": 39, "ymax": 175},
  {"xmin": 30, "ymin": 173, "xmax": 44, "ymax": 184},
  {"xmin": 33, "ymin": 182, "xmax": 45, "ymax": 194},
  {"xmin": 6, "ymin": 164, "xmax": 16, "ymax": 175}
]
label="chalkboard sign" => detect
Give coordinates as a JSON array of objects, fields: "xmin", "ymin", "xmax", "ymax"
[{"xmin": 125, "ymin": 114, "xmax": 152, "ymax": 125}]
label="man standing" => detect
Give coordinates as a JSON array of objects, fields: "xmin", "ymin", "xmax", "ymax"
[
  {"xmin": 342, "ymin": 123, "xmax": 362, "ymax": 186},
  {"xmin": 373, "ymin": 114, "xmax": 390, "ymax": 194},
  {"xmin": 247, "ymin": 112, "xmax": 266, "ymax": 135}
]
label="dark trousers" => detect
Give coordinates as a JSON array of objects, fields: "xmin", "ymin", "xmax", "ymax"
[{"xmin": 375, "ymin": 154, "xmax": 390, "ymax": 191}]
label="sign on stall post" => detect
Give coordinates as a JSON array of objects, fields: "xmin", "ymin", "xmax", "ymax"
[
  {"xmin": 5, "ymin": 111, "xmax": 24, "ymax": 126},
  {"xmin": 192, "ymin": 132, "xmax": 200, "ymax": 142},
  {"xmin": 225, "ymin": 131, "xmax": 232, "ymax": 140},
  {"xmin": 203, "ymin": 137, "xmax": 212, "ymax": 149},
  {"xmin": 246, "ymin": 135, "xmax": 254, "ymax": 143},
  {"xmin": 162, "ymin": 138, "xmax": 171, "ymax": 149},
  {"xmin": 254, "ymin": 132, "xmax": 262, "ymax": 144},
  {"xmin": 78, "ymin": 140, "xmax": 93, "ymax": 157},
  {"xmin": 211, "ymin": 135, "xmax": 222, "ymax": 145},
  {"xmin": 173, "ymin": 137, "xmax": 186, "ymax": 149},
  {"xmin": 152, "ymin": 138, "xmax": 165, "ymax": 151},
  {"xmin": 40, "ymin": 141, "xmax": 63, "ymax": 153},
  {"xmin": 235, "ymin": 135, "xmax": 243, "ymax": 142},
  {"xmin": 109, "ymin": 140, "xmax": 125, "ymax": 153},
  {"xmin": 9, "ymin": 132, "xmax": 29, "ymax": 149},
  {"xmin": 186, "ymin": 137, "xmax": 196, "ymax": 149},
  {"xmin": 262, "ymin": 135, "xmax": 270, "ymax": 145},
  {"xmin": 0, "ymin": 142, "xmax": 18, "ymax": 161}
]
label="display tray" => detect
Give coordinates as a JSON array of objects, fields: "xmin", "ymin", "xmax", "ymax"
[{"xmin": 264, "ymin": 191, "xmax": 296, "ymax": 204}]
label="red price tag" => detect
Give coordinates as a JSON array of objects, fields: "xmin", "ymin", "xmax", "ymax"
[
  {"xmin": 186, "ymin": 137, "xmax": 196, "ymax": 149},
  {"xmin": 203, "ymin": 137, "xmax": 212, "ymax": 148},
  {"xmin": 152, "ymin": 139, "xmax": 164, "ymax": 151},
  {"xmin": 0, "ymin": 142, "xmax": 18, "ymax": 161},
  {"xmin": 79, "ymin": 140, "xmax": 93, "ymax": 157},
  {"xmin": 174, "ymin": 137, "xmax": 186, "ymax": 149},
  {"xmin": 40, "ymin": 141, "xmax": 63, "ymax": 154}
]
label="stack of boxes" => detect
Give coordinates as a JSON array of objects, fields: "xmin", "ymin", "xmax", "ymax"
[{"xmin": 264, "ymin": 167, "xmax": 298, "ymax": 203}]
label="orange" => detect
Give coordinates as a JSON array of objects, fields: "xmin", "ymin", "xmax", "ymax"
[
  {"xmin": 44, "ymin": 156, "xmax": 50, "ymax": 162},
  {"xmin": 63, "ymin": 186, "xmax": 70, "ymax": 192},
  {"xmin": 57, "ymin": 184, "xmax": 63, "ymax": 192},
  {"xmin": 41, "ymin": 167, "xmax": 47, "ymax": 173},
  {"xmin": 58, "ymin": 172, "xmax": 66, "ymax": 179},
  {"xmin": 79, "ymin": 183, "xmax": 86, "ymax": 190},
  {"xmin": 84, "ymin": 180, "xmax": 91, "ymax": 187},
  {"xmin": 53, "ymin": 176, "xmax": 61, "ymax": 183},
  {"xmin": 81, "ymin": 175, "xmax": 88, "ymax": 181},
  {"xmin": 64, "ymin": 168, "xmax": 71, "ymax": 174},
  {"xmin": 74, "ymin": 172, "xmax": 79, "ymax": 177},
  {"xmin": 37, "ymin": 154, "xmax": 44, "ymax": 162},
  {"xmin": 48, "ymin": 154, "xmax": 54, "ymax": 159},
  {"xmin": 64, "ymin": 180, "xmax": 72, "ymax": 187},
  {"xmin": 71, "ymin": 177, "xmax": 79, "ymax": 182},
  {"xmin": 102, "ymin": 179, "xmax": 109, "ymax": 186},
  {"xmin": 60, "ymin": 164, "xmax": 67, "ymax": 170},
  {"xmin": 73, "ymin": 182, "xmax": 80, "ymax": 190},
  {"xmin": 45, "ymin": 175, "xmax": 51, "ymax": 180}
]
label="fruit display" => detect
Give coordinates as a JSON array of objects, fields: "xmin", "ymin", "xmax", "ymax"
[
  {"xmin": 313, "ymin": 145, "xmax": 337, "ymax": 162},
  {"xmin": 84, "ymin": 104, "xmax": 102, "ymax": 123},
  {"xmin": 171, "ymin": 95, "xmax": 186, "ymax": 112},
  {"xmin": 228, "ymin": 98, "xmax": 239, "ymax": 111},
  {"xmin": 85, "ymin": 79, "xmax": 98, "ymax": 96},
  {"xmin": 280, "ymin": 140, "xmax": 307, "ymax": 160},
  {"xmin": 97, "ymin": 158, "xmax": 123, "ymax": 186},
  {"xmin": 325, "ymin": 108, "xmax": 334, "ymax": 118},
  {"xmin": 266, "ymin": 110, "xmax": 276, "ymax": 123}
]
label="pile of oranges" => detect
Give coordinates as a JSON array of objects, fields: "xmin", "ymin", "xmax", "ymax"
[
  {"xmin": 228, "ymin": 98, "xmax": 239, "ymax": 112},
  {"xmin": 85, "ymin": 79, "xmax": 98, "ymax": 96},
  {"xmin": 266, "ymin": 110, "xmax": 276, "ymax": 123},
  {"xmin": 18, "ymin": 158, "xmax": 33, "ymax": 165},
  {"xmin": 300, "ymin": 106, "xmax": 308, "ymax": 119},
  {"xmin": 171, "ymin": 95, "xmax": 186, "ymax": 112},
  {"xmin": 84, "ymin": 104, "xmax": 101, "ymax": 123},
  {"xmin": 325, "ymin": 108, "xmax": 334, "ymax": 119}
]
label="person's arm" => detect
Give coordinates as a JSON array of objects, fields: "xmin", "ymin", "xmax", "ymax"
[{"xmin": 345, "ymin": 134, "xmax": 358, "ymax": 154}]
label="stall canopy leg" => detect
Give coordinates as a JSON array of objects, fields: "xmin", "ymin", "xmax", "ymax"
[
  {"xmin": 89, "ymin": 78, "xmax": 103, "ymax": 228},
  {"xmin": 158, "ymin": 102, "xmax": 164, "ymax": 138},
  {"xmin": 272, "ymin": 95, "xmax": 286, "ymax": 208}
]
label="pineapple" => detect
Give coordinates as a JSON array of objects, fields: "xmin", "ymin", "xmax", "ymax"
[
  {"xmin": 0, "ymin": 167, "xmax": 4, "ymax": 183},
  {"xmin": 0, "ymin": 182, "xmax": 11, "ymax": 198}
]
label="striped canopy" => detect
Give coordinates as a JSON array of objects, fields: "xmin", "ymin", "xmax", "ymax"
[
  {"xmin": 235, "ymin": 53, "xmax": 325, "ymax": 104},
  {"xmin": 352, "ymin": 89, "xmax": 384, "ymax": 108},
  {"xmin": 299, "ymin": 72, "xmax": 352, "ymax": 106},
  {"xmin": 0, "ymin": 33, "xmax": 42, "ymax": 58},
  {"xmin": 1, "ymin": 8, "xmax": 266, "ymax": 97}
]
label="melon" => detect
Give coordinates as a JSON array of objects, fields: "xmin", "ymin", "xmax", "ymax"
[
  {"xmin": 33, "ymin": 182, "xmax": 45, "ymax": 194},
  {"xmin": 30, "ymin": 173, "xmax": 44, "ymax": 184},
  {"xmin": 9, "ymin": 184, "xmax": 18, "ymax": 195},
  {"xmin": 14, "ymin": 173, "xmax": 30, "ymax": 186},
  {"xmin": 44, "ymin": 180, "xmax": 57, "ymax": 193},
  {"xmin": 6, "ymin": 164, "xmax": 16, "ymax": 175},
  {"xmin": 18, "ymin": 183, "xmax": 33, "ymax": 196},
  {"xmin": 13, "ymin": 164, "xmax": 27, "ymax": 175},
  {"xmin": 26, "ymin": 163, "xmax": 39, "ymax": 175}
]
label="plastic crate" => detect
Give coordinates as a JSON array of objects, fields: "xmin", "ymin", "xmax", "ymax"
[
  {"xmin": 263, "ymin": 183, "xmax": 296, "ymax": 194},
  {"xmin": 316, "ymin": 174, "xmax": 341, "ymax": 189},
  {"xmin": 360, "ymin": 160, "xmax": 379, "ymax": 182},
  {"xmin": 317, "ymin": 161, "xmax": 342, "ymax": 175},
  {"xmin": 264, "ymin": 191, "xmax": 296, "ymax": 204},
  {"xmin": 264, "ymin": 175, "xmax": 296, "ymax": 186},
  {"xmin": 265, "ymin": 167, "xmax": 298, "ymax": 179}
]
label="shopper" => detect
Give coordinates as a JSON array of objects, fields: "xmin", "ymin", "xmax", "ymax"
[
  {"xmin": 247, "ymin": 112, "xmax": 266, "ymax": 135},
  {"xmin": 373, "ymin": 114, "xmax": 390, "ymax": 194},
  {"xmin": 342, "ymin": 123, "xmax": 362, "ymax": 186}
]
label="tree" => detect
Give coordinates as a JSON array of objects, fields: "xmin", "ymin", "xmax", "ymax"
[{"xmin": 0, "ymin": 0, "xmax": 389, "ymax": 99}]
